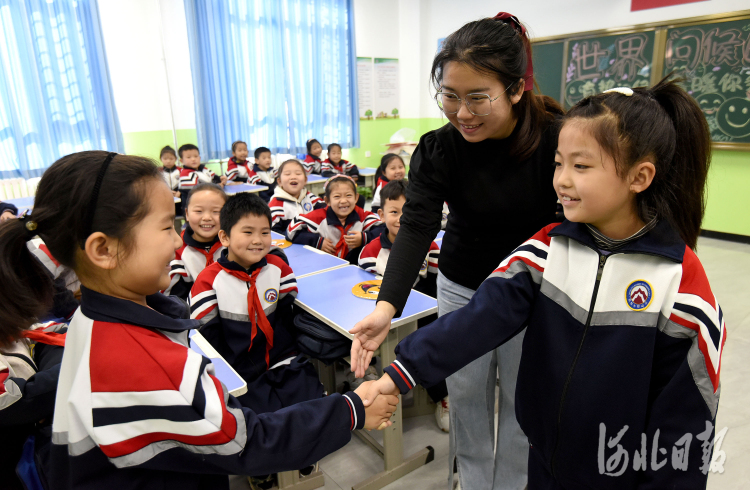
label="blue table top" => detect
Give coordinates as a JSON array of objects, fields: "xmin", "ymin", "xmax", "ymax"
[
  {"xmin": 435, "ymin": 238, "xmax": 442, "ymax": 249},
  {"xmin": 295, "ymin": 265, "xmax": 437, "ymax": 337},
  {"xmin": 436, "ymin": 230, "xmax": 444, "ymax": 239},
  {"xmin": 225, "ymin": 183, "xmax": 269, "ymax": 195},
  {"xmin": 359, "ymin": 168, "xmax": 376, "ymax": 176},
  {"xmin": 4, "ymin": 196, "xmax": 34, "ymax": 212},
  {"xmin": 306, "ymin": 174, "xmax": 326, "ymax": 183},
  {"xmin": 189, "ymin": 330, "xmax": 247, "ymax": 396},
  {"xmin": 271, "ymin": 231, "xmax": 348, "ymax": 278}
]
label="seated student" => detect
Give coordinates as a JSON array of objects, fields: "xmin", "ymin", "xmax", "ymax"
[
  {"xmin": 164, "ymin": 183, "xmax": 227, "ymax": 300},
  {"xmin": 190, "ymin": 193, "xmax": 323, "ymax": 414},
  {"xmin": 226, "ymin": 140, "xmax": 253, "ymax": 183},
  {"xmin": 269, "ymin": 159, "xmax": 325, "ymax": 234},
  {"xmin": 159, "ymin": 145, "xmax": 182, "ymax": 216},
  {"xmin": 27, "ymin": 238, "xmax": 80, "ymax": 321},
  {"xmin": 177, "ymin": 143, "xmax": 225, "ymax": 204},
  {"xmin": 248, "ymin": 146, "xmax": 278, "ymax": 201},
  {"xmin": 0, "ymin": 202, "xmax": 18, "ymax": 222},
  {"xmin": 357, "ymin": 180, "xmax": 447, "ymax": 429},
  {"xmin": 370, "ymin": 154, "xmax": 406, "ymax": 214},
  {"xmin": 287, "ymin": 175, "xmax": 383, "ymax": 264},
  {"xmin": 1, "ymin": 319, "xmax": 67, "ymax": 490},
  {"xmin": 302, "ymin": 138, "xmax": 323, "ymax": 175},
  {"xmin": 0, "ymin": 151, "xmax": 397, "ymax": 489},
  {"xmin": 321, "ymin": 143, "xmax": 359, "ymax": 181}
]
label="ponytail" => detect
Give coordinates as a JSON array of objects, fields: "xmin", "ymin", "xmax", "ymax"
[{"xmin": 0, "ymin": 218, "xmax": 53, "ymax": 346}]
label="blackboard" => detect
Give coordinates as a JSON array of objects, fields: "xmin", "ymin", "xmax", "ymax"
[
  {"xmin": 663, "ymin": 18, "xmax": 750, "ymax": 144},
  {"xmin": 531, "ymin": 41, "xmax": 565, "ymax": 104},
  {"xmin": 563, "ymin": 31, "xmax": 656, "ymax": 109}
]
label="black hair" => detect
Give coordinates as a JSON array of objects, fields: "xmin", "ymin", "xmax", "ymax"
[
  {"xmin": 327, "ymin": 143, "xmax": 342, "ymax": 153},
  {"xmin": 231, "ymin": 140, "xmax": 247, "ymax": 153},
  {"xmin": 306, "ymin": 138, "xmax": 321, "ymax": 156},
  {"xmin": 375, "ymin": 153, "xmax": 405, "ymax": 182},
  {"xmin": 178, "ymin": 143, "xmax": 199, "ymax": 158},
  {"xmin": 324, "ymin": 175, "xmax": 357, "ymax": 199},
  {"xmin": 160, "ymin": 145, "xmax": 176, "ymax": 159},
  {"xmin": 220, "ymin": 193, "xmax": 272, "ymax": 235},
  {"xmin": 380, "ymin": 179, "xmax": 408, "ymax": 203},
  {"xmin": 277, "ymin": 159, "xmax": 307, "ymax": 177},
  {"xmin": 254, "ymin": 146, "xmax": 271, "ymax": 160},
  {"xmin": 186, "ymin": 183, "xmax": 227, "ymax": 210},
  {"xmin": 564, "ymin": 75, "xmax": 710, "ymax": 249},
  {"xmin": 431, "ymin": 17, "xmax": 563, "ymax": 160},
  {"xmin": 0, "ymin": 151, "xmax": 162, "ymax": 346}
]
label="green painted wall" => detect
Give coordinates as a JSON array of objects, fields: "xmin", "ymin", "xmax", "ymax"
[{"xmin": 122, "ymin": 120, "xmax": 750, "ymax": 237}]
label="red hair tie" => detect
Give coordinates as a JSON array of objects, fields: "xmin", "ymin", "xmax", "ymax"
[{"xmin": 493, "ymin": 12, "xmax": 534, "ymax": 92}]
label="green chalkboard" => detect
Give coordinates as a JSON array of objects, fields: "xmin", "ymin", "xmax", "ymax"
[
  {"xmin": 531, "ymin": 41, "xmax": 564, "ymax": 104},
  {"xmin": 663, "ymin": 18, "xmax": 750, "ymax": 144},
  {"xmin": 563, "ymin": 31, "xmax": 656, "ymax": 109}
]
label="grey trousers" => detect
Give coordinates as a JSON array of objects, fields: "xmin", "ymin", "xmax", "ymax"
[{"xmin": 438, "ymin": 271, "xmax": 528, "ymax": 490}]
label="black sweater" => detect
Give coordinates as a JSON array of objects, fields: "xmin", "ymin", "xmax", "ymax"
[{"xmin": 379, "ymin": 121, "xmax": 559, "ymax": 315}]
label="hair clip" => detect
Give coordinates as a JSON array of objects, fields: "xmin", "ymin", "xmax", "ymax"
[
  {"xmin": 603, "ymin": 87, "xmax": 634, "ymax": 96},
  {"xmin": 323, "ymin": 174, "xmax": 356, "ymax": 191},
  {"xmin": 19, "ymin": 210, "xmax": 38, "ymax": 237}
]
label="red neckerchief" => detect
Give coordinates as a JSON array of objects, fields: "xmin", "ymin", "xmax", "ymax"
[
  {"xmin": 183, "ymin": 229, "xmax": 223, "ymax": 267},
  {"xmin": 219, "ymin": 266, "xmax": 274, "ymax": 369},
  {"xmin": 21, "ymin": 330, "xmax": 66, "ymax": 347},
  {"xmin": 334, "ymin": 222, "xmax": 355, "ymax": 258}
]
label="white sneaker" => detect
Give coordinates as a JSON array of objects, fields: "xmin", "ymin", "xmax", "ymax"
[{"xmin": 436, "ymin": 396, "xmax": 450, "ymax": 432}]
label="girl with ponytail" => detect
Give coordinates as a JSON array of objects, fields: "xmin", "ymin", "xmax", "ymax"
[{"xmin": 361, "ymin": 76, "xmax": 725, "ymax": 488}]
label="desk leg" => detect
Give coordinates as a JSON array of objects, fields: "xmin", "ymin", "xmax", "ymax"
[
  {"xmin": 276, "ymin": 470, "xmax": 325, "ymax": 490},
  {"xmin": 351, "ymin": 324, "xmax": 435, "ymax": 490}
]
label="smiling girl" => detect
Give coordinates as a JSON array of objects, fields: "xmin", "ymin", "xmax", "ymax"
[{"xmin": 268, "ymin": 159, "xmax": 326, "ymax": 234}]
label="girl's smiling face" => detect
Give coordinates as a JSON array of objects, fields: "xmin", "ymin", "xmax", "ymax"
[
  {"xmin": 185, "ymin": 190, "xmax": 225, "ymax": 242},
  {"xmin": 383, "ymin": 158, "xmax": 405, "ymax": 181},
  {"xmin": 161, "ymin": 153, "xmax": 177, "ymax": 170},
  {"xmin": 278, "ymin": 162, "xmax": 307, "ymax": 198},
  {"xmin": 233, "ymin": 143, "xmax": 249, "ymax": 162},
  {"xmin": 310, "ymin": 142, "xmax": 322, "ymax": 157},
  {"xmin": 325, "ymin": 181, "xmax": 358, "ymax": 220},
  {"xmin": 328, "ymin": 146, "xmax": 342, "ymax": 164}
]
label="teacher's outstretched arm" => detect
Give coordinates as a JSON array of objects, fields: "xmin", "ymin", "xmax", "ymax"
[{"xmin": 350, "ymin": 133, "xmax": 447, "ymax": 378}]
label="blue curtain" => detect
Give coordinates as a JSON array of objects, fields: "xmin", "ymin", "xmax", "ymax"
[
  {"xmin": 0, "ymin": 0, "xmax": 122, "ymax": 179},
  {"xmin": 184, "ymin": 0, "xmax": 359, "ymax": 160}
]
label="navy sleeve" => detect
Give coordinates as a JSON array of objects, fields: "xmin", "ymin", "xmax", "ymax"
[
  {"xmin": 272, "ymin": 217, "xmax": 290, "ymax": 235},
  {"xmin": 0, "ymin": 202, "xmax": 18, "ymax": 216},
  {"xmin": 289, "ymin": 230, "xmax": 323, "ymax": 249},
  {"xmin": 167, "ymin": 276, "xmax": 193, "ymax": 301}
]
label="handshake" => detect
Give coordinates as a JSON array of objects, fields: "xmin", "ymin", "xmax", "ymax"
[{"xmin": 353, "ymin": 374, "xmax": 400, "ymax": 430}]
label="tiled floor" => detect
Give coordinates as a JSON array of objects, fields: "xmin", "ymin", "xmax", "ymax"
[{"xmin": 231, "ymin": 236, "xmax": 750, "ymax": 490}]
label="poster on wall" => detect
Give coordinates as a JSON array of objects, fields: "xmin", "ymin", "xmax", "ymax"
[
  {"xmin": 373, "ymin": 58, "xmax": 400, "ymax": 119},
  {"xmin": 357, "ymin": 57, "xmax": 374, "ymax": 120}
]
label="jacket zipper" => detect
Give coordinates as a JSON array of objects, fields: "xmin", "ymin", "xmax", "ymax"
[{"xmin": 550, "ymin": 253, "xmax": 607, "ymax": 478}]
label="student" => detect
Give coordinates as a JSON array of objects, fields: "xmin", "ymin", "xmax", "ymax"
[
  {"xmin": 370, "ymin": 154, "xmax": 406, "ymax": 214},
  {"xmin": 164, "ymin": 183, "xmax": 227, "ymax": 300},
  {"xmin": 226, "ymin": 140, "xmax": 253, "ymax": 183},
  {"xmin": 302, "ymin": 138, "xmax": 323, "ymax": 174},
  {"xmin": 178, "ymin": 143, "xmax": 224, "ymax": 203},
  {"xmin": 159, "ymin": 145, "xmax": 181, "ymax": 196},
  {"xmin": 248, "ymin": 146, "xmax": 278, "ymax": 201},
  {"xmin": 0, "ymin": 151, "xmax": 397, "ymax": 489},
  {"xmin": 321, "ymin": 143, "xmax": 359, "ymax": 181},
  {"xmin": 287, "ymin": 175, "xmax": 383, "ymax": 264},
  {"xmin": 358, "ymin": 180, "xmax": 448, "ymax": 430},
  {"xmin": 363, "ymin": 79, "xmax": 724, "ymax": 489},
  {"xmin": 1, "ymin": 319, "xmax": 67, "ymax": 490},
  {"xmin": 0, "ymin": 201, "xmax": 18, "ymax": 221},
  {"xmin": 190, "ymin": 193, "xmax": 322, "ymax": 414},
  {"xmin": 269, "ymin": 159, "xmax": 325, "ymax": 234}
]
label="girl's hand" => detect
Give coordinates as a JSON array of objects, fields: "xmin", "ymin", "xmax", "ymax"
[
  {"xmin": 220, "ymin": 175, "xmax": 228, "ymax": 185},
  {"xmin": 361, "ymin": 374, "xmax": 399, "ymax": 407},
  {"xmin": 321, "ymin": 239, "xmax": 337, "ymax": 255},
  {"xmin": 0, "ymin": 210, "xmax": 17, "ymax": 222},
  {"xmin": 172, "ymin": 191, "xmax": 181, "ymax": 197},
  {"xmin": 344, "ymin": 232, "xmax": 362, "ymax": 249},
  {"xmin": 355, "ymin": 380, "xmax": 399, "ymax": 430},
  {"xmin": 350, "ymin": 301, "xmax": 396, "ymax": 377}
]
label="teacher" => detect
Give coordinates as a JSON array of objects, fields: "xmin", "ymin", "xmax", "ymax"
[{"xmin": 350, "ymin": 13, "xmax": 562, "ymax": 490}]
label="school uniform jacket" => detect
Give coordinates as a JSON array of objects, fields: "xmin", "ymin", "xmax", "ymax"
[
  {"xmin": 302, "ymin": 155, "xmax": 322, "ymax": 174},
  {"xmin": 370, "ymin": 176, "xmax": 390, "ymax": 213},
  {"xmin": 27, "ymin": 239, "xmax": 80, "ymax": 320},
  {"xmin": 286, "ymin": 206, "xmax": 383, "ymax": 263},
  {"xmin": 189, "ymin": 252, "xmax": 298, "ymax": 383},
  {"xmin": 320, "ymin": 159, "xmax": 359, "ymax": 179},
  {"xmin": 161, "ymin": 166, "xmax": 181, "ymax": 191},
  {"xmin": 383, "ymin": 220, "xmax": 725, "ymax": 489},
  {"xmin": 164, "ymin": 226, "xmax": 224, "ymax": 300},
  {"xmin": 178, "ymin": 165, "xmax": 217, "ymax": 191},
  {"xmin": 359, "ymin": 228, "xmax": 439, "ymax": 298},
  {"xmin": 49, "ymin": 287, "xmax": 366, "ymax": 490},
  {"xmin": 269, "ymin": 187, "xmax": 325, "ymax": 234},
  {"xmin": 226, "ymin": 157, "xmax": 252, "ymax": 183},
  {"xmin": 247, "ymin": 164, "xmax": 277, "ymax": 201},
  {"xmin": 0, "ymin": 201, "xmax": 18, "ymax": 217}
]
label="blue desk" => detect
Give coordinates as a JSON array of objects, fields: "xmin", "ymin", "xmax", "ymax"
[
  {"xmin": 305, "ymin": 174, "xmax": 326, "ymax": 196},
  {"xmin": 435, "ymin": 238, "xmax": 442, "ymax": 249},
  {"xmin": 272, "ymin": 231, "xmax": 348, "ymax": 278},
  {"xmin": 359, "ymin": 167, "xmax": 376, "ymax": 188},
  {"xmin": 225, "ymin": 183, "xmax": 269, "ymax": 195},
  {"xmin": 295, "ymin": 265, "xmax": 437, "ymax": 489},
  {"xmin": 189, "ymin": 330, "xmax": 247, "ymax": 397},
  {"xmin": 436, "ymin": 230, "xmax": 444, "ymax": 240},
  {"xmin": 4, "ymin": 196, "xmax": 34, "ymax": 213}
]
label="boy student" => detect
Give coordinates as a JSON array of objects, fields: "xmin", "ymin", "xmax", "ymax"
[
  {"xmin": 177, "ymin": 143, "xmax": 225, "ymax": 205},
  {"xmin": 357, "ymin": 180, "xmax": 448, "ymax": 431},
  {"xmin": 248, "ymin": 146, "xmax": 277, "ymax": 201},
  {"xmin": 190, "ymin": 193, "xmax": 323, "ymax": 413}
]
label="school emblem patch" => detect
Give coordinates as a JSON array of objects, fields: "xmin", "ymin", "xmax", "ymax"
[
  {"xmin": 303, "ymin": 202, "xmax": 313, "ymax": 212},
  {"xmin": 352, "ymin": 280, "xmax": 382, "ymax": 300},
  {"xmin": 264, "ymin": 288, "xmax": 278, "ymax": 303},
  {"xmin": 420, "ymin": 259, "xmax": 428, "ymax": 272},
  {"xmin": 626, "ymin": 280, "xmax": 652, "ymax": 311}
]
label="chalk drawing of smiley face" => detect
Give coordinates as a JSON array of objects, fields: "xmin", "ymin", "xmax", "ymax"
[
  {"xmin": 565, "ymin": 81, "xmax": 586, "ymax": 107},
  {"xmin": 716, "ymin": 98, "xmax": 750, "ymax": 138},
  {"xmin": 696, "ymin": 93, "xmax": 724, "ymax": 116}
]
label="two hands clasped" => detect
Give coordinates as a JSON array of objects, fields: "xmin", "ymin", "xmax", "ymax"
[
  {"xmin": 353, "ymin": 375, "xmax": 400, "ymax": 430},
  {"xmin": 321, "ymin": 233, "xmax": 362, "ymax": 255}
]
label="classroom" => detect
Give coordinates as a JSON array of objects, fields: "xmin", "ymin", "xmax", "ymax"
[{"xmin": 0, "ymin": 0, "xmax": 747, "ymax": 489}]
